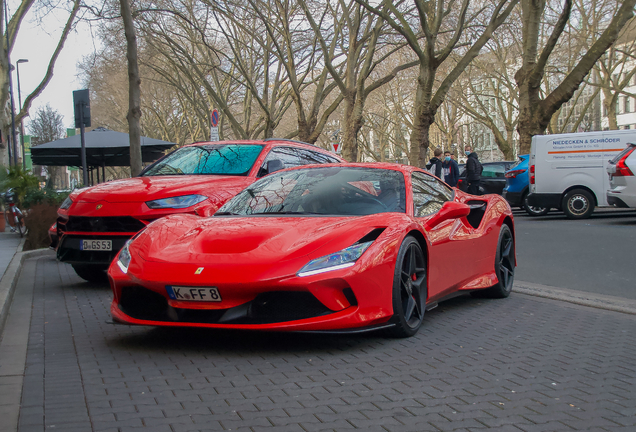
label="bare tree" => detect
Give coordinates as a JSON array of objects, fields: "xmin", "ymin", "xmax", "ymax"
[
  {"xmin": 246, "ymin": 0, "xmax": 345, "ymax": 143},
  {"xmin": 120, "ymin": 0, "xmax": 143, "ymax": 176},
  {"xmin": 27, "ymin": 104, "xmax": 65, "ymax": 188},
  {"xmin": 1, "ymin": 0, "xmax": 80, "ymax": 165},
  {"xmin": 299, "ymin": 0, "xmax": 418, "ymax": 162},
  {"xmin": 515, "ymin": 0, "xmax": 636, "ymax": 153},
  {"xmin": 453, "ymin": 37, "xmax": 521, "ymax": 159},
  {"xmin": 590, "ymin": 18, "xmax": 636, "ymax": 130},
  {"xmin": 355, "ymin": 0, "xmax": 519, "ymax": 167}
]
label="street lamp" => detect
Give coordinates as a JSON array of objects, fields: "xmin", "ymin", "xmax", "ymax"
[{"xmin": 16, "ymin": 59, "xmax": 28, "ymax": 171}]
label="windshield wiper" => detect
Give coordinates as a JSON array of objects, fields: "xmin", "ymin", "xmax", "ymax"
[{"xmin": 214, "ymin": 211, "xmax": 241, "ymax": 216}]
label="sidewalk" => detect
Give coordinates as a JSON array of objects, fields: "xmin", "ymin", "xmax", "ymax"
[
  {"xmin": 0, "ymin": 231, "xmax": 23, "ymax": 280},
  {"xmin": 2, "ymin": 256, "xmax": 636, "ymax": 432}
]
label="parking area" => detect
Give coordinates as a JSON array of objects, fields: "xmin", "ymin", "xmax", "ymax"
[{"xmin": 4, "ymin": 255, "xmax": 636, "ymax": 432}]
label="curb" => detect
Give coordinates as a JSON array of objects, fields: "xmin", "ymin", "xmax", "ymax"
[
  {"xmin": 513, "ymin": 280, "xmax": 636, "ymax": 315},
  {"xmin": 0, "ymin": 245, "xmax": 55, "ymax": 337}
]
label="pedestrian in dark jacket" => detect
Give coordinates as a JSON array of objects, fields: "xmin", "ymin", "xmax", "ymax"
[
  {"xmin": 442, "ymin": 150, "xmax": 459, "ymax": 187},
  {"xmin": 465, "ymin": 146, "xmax": 482, "ymax": 195},
  {"xmin": 427, "ymin": 148, "xmax": 444, "ymax": 179}
]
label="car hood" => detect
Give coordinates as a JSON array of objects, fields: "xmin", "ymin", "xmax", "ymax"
[
  {"xmin": 135, "ymin": 213, "xmax": 394, "ymax": 267},
  {"xmin": 71, "ymin": 175, "xmax": 253, "ymax": 203}
]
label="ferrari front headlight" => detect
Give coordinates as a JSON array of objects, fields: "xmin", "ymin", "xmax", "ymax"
[
  {"xmin": 60, "ymin": 196, "xmax": 73, "ymax": 210},
  {"xmin": 117, "ymin": 241, "xmax": 132, "ymax": 274},
  {"xmin": 297, "ymin": 241, "xmax": 373, "ymax": 277},
  {"xmin": 146, "ymin": 194, "xmax": 207, "ymax": 209}
]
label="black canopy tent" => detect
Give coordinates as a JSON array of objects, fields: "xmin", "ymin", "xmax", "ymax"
[{"xmin": 31, "ymin": 127, "xmax": 177, "ymax": 184}]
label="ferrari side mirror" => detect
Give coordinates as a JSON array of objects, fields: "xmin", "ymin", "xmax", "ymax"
[{"xmin": 424, "ymin": 201, "xmax": 471, "ymax": 230}]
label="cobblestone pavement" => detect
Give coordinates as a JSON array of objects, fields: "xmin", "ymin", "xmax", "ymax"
[{"xmin": 11, "ymin": 256, "xmax": 636, "ymax": 432}]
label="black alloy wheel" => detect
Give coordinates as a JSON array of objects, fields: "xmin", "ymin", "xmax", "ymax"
[
  {"xmin": 387, "ymin": 236, "xmax": 427, "ymax": 338},
  {"xmin": 522, "ymin": 193, "xmax": 549, "ymax": 216},
  {"xmin": 477, "ymin": 224, "xmax": 515, "ymax": 298}
]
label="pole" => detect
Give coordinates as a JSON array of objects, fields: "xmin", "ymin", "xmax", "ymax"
[
  {"xmin": 4, "ymin": 3, "xmax": 18, "ymax": 167},
  {"xmin": 79, "ymin": 104, "xmax": 88, "ymax": 186}
]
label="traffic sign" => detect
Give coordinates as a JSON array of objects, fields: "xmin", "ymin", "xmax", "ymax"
[
  {"xmin": 331, "ymin": 142, "xmax": 341, "ymax": 154},
  {"xmin": 210, "ymin": 109, "xmax": 219, "ymax": 127}
]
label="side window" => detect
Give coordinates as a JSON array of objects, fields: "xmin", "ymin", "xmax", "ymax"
[
  {"xmin": 258, "ymin": 147, "xmax": 303, "ymax": 177},
  {"xmin": 412, "ymin": 171, "xmax": 454, "ymax": 217},
  {"xmin": 296, "ymin": 148, "xmax": 341, "ymax": 165},
  {"xmin": 482, "ymin": 163, "xmax": 506, "ymax": 178}
]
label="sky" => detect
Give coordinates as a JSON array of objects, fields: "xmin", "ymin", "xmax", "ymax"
[{"xmin": 11, "ymin": 4, "xmax": 98, "ymax": 134}]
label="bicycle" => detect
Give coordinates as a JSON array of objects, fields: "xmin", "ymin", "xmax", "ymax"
[{"xmin": 3, "ymin": 188, "xmax": 25, "ymax": 237}]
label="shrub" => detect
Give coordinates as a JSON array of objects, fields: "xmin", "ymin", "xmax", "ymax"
[
  {"xmin": 0, "ymin": 166, "xmax": 39, "ymax": 206},
  {"xmin": 22, "ymin": 188, "xmax": 70, "ymax": 209},
  {"xmin": 23, "ymin": 202, "xmax": 58, "ymax": 251}
]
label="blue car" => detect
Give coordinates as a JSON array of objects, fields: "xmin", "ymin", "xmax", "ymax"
[{"xmin": 503, "ymin": 155, "xmax": 549, "ymax": 216}]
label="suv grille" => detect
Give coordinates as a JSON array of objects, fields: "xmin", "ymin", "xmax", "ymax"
[{"xmin": 65, "ymin": 216, "xmax": 146, "ymax": 233}]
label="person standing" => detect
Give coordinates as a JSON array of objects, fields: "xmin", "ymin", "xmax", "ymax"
[
  {"xmin": 465, "ymin": 145, "xmax": 482, "ymax": 195},
  {"xmin": 427, "ymin": 148, "xmax": 444, "ymax": 179},
  {"xmin": 442, "ymin": 150, "xmax": 459, "ymax": 187}
]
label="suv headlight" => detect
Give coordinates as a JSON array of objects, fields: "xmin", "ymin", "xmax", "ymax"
[
  {"xmin": 297, "ymin": 241, "xmax": 373, "ymax": 277},
  {"xmin": 117, "ymin": 241, "xmax": 132, "ymax": 274},
  {"xmin": 60, "ymin": 196, "xmax": 73, "ymax": 210},
  {"xmin": 146, "ymin": 194, "xmax": 207, "ymax": 209}
]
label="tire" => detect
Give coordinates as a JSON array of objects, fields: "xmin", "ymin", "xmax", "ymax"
[
  {"xmin": 478, "ymin": 224, "xmax": 515, "ymax": 299},
  {"xmin": 562, "ymin": 189, "xmax": 595, "ymax": 219},
  {"xmin": 386, "ymin": 236, "xmax": 427, "ymax": 338},
  {"xmin": 522, "ymin": 193, "xmax": 549, "ymax": 216},
  {"xmin": 72, "ymin": 264, "xmax": 109, "ymax": 283}
]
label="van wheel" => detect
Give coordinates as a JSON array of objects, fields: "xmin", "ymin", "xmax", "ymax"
[
  {"xmin": 522, "ymin": 193, "xmax": 549, "ymax": 216},
  {"xmin": 562, "ymin": 189, "xmax": 594, "ymax": 219}
]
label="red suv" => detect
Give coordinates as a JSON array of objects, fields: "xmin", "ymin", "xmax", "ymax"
[{"xmin": 56, "ymin": 139, "xmax": 343, "ymax": 281}]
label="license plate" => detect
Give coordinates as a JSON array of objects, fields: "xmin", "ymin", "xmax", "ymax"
[
  {"xmin": 80, "ymin": 239, "xmax": 112, "ymax": 251},
  {"xmin": 166, "ymin": 286, "xmax": 222, "ymax": 302}
]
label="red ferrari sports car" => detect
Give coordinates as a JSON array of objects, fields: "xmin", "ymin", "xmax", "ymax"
[
  {"xmin": 55, "ymin": 139, "xmax": 342, "ymax": 282},
  {"xmin": 109, "ymin": 163, "xmax": 515, "ymax": 337}
]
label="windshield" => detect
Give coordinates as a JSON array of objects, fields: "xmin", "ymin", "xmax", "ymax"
[
  {"xmin": 217, "ymin": 166, "xmax": 406, "ymax": 216},
  {"xmin": 142, "ymin": 144, "xmax": 264, "ymax": 176}
]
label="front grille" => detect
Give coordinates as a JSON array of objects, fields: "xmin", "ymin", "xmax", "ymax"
[
  {"xmin": 118, "ymin": 287, "xmax": 334, "ymax": 325},
  {"xmin": 65, "ymin": 216, "xmax": 146, "ymax": 233},
  {"xmin": 57, "ymin": 235, "xmax": 131, "ymax": 264}
]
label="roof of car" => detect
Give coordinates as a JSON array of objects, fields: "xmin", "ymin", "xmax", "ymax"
[
  {"xmin": 189, "ymin": 139, "xmax": 317, "ymax": 148},
  {"xmin": 270, "ymin": 161, "xmax": 426, "ymax": 173}
]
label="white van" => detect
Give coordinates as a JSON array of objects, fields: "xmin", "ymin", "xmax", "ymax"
[{"xmin": 527, "ymin": 130, "xmax": 633, "ymax": 218}]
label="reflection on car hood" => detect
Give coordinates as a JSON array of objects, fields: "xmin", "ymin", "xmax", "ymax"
[
  {"xmin": 72, "ymin": 175, "xmax": 253, "ymax": 203},
  {"xmin": 136, "ymin": 213, "xmax": 395, "ymax": 266}
]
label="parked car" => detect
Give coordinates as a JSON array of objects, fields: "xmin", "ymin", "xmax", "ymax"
[
  {"xmin": 502, "ymin": 155, "xmax": 549, "ymax": 216},
  {"xmin": 528, "ymin": 131, "xmax": 632, "ymax": 219},
  {"xmin": 457, "ymin": 161, "xmax": 515, "ymax": 195},
  {"xmin": 607, "ymin": 143, "xmax": 636, "ymax": 208},
  {"xmin": 109, "ymin": 163, "xmax": 516, "ymax": 338},
  {"xmin": 56, "ymin": 139, "xmax": 344, "ymax": 282}
]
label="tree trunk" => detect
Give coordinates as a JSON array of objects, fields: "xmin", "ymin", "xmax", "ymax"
[
  {"xmin": 342, "ymin": 91, "xmax": 366, "ymax": 163},
  {"xmin": 121, "ymin": 0, "xmax": 143, "ymax": 177},
  {"xmin": 602, "ymin": 87, "xmax": 618, "ymax": 130}
]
